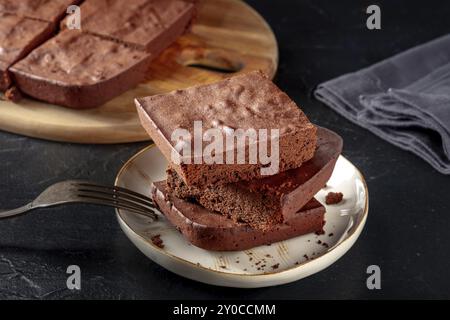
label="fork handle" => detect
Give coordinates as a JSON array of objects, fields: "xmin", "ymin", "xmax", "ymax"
[{"xmin": 0, "ymin": 203, "xmax": 34, "ymax": 219}]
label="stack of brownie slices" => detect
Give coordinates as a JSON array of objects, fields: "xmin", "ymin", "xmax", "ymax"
[
  {"xmin": 135, "ymin": 71, "xmax": 343, "ymax": 251},
  {"xmin": 0, "ymin": 0, "xmax": 196, "ymax": 108}
]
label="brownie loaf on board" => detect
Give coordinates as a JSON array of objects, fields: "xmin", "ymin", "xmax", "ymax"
[{"xmin": 1, "ymin": 0, "xmax": 196, "ymax": 108}]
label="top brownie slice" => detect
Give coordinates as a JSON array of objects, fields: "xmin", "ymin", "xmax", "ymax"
[
  {"xmin": 0, "ymin": 13, "xmax": 53, "ymax": 90},
  {"xmin": 0, "ymin": 0, "xmax": 79, "ymax": 23},
  {"xmin": 136, "ymin": 71, "xmax": 317, "ymax": 187},
  {"xmin": 62, "ymin": 0, "xmax": 195, "ymax": 53}
]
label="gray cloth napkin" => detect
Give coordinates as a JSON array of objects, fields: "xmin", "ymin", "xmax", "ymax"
[{"xmin": 315, "ymin": 34, "xmax": 450, "ymax": 174}]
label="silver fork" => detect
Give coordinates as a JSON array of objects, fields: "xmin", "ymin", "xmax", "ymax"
[{"xmin": 0, "ymin": 180, "xmax": 157, "ymax": 220}]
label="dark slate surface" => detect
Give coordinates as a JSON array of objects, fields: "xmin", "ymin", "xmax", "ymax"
[{"xmin": 0, "ymin": 0, "xmax": 449, "ymax": 299}]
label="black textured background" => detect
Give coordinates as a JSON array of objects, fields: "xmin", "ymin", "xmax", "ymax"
[{"xmin": 1, "ymin": 0, "xmax": 450, "ymax": 299}]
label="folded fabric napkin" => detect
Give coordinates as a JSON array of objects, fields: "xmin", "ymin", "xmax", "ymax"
[{"xmin": 315, "ymin": 34, "xmax": 450, "ymax": 174}]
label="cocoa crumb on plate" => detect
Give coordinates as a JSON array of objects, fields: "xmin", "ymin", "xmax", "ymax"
[
  {"xmin": 5, "ymin": 86, "xmax": 22, "ymax": 103},
  {"xmin": 151, "ymin": 234, "xmax": 164, "ymax": 249},
  {"xmin": 325, "ymin": 192, "xmax": 343, "ymax": 205}
]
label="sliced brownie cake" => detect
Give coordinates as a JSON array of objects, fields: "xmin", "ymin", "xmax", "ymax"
[
  {"xmin": 151, "ymin": 181, "xmax": 326, "ymax": 251},
  {"xmin": 166, "ymin": 127, "xmax": 342, "ymax": 230}
]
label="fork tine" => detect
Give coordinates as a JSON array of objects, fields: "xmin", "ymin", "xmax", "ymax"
[
  {"xmin": 77, "ymin": 188, "xmax": 155, "ymax": 213},
  {"xmin": 77, "ymin": 194, "xmax": 157, "ymax": 220},
  {"xmin": 76, "ymin": 182, "xmax": 154, "ymax": 206},
  {"xmin": 77, "ymin": 191, "xmax": 156, "ymax": 213},
  {"xmin": 77, "ymin": 187, "xmax": 154, "ymax": 209},
  {"xmin": 76, "ymin": 182, "xmax": 153, "ymax": 203},
  {"xmin": 73, "ymin": 181, "xmax": 157, "ymax": 218}
]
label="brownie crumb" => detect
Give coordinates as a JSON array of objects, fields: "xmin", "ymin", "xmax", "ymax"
[
  {"xmin": 294, "ymin": 262, "xmax": 299, "ymax": 265},
  {"xmin": 322, "ymin": 242, "xmax": 330, "ymax": 248},
  {"xmin": 325, "ymin": 192, "xmax": 343, "ymax": 205},
  {"xmin": 303, "ymin": 254, "xmax": 309, "ymax": 260},
  {"xmin": 5, "ymin": 86, "xmax": 22, "ymax": 103},
  {"xmin": 265, "ymin": 254, "xmax": 272, "ymax": 258},
  {"xmin": 219, "ymin": 265, "xmax": 227, "ymax": 269},
  {"xmin": 315, "ymin": 230, "xmax": 325, "ymax": 235},
  {"xmin": 0, "ymin": 73, "xmax": 11, "ymax": 89},
  {"xmin": 271, "ymin": 263, "xmax": 280, "ymax": 270},
  {"xmin": 317, "ymin": 240, "xmax": 322, "ymax": 244},
  {"xmin": 151, "ymin": 234, "xmax": 164, "ymax": 249},
  {"xmin": 328, "ymin": 233, "xmax": 334, "ymax": 237}
]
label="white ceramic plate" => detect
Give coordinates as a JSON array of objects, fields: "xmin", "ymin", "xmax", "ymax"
[{"xmin": 115, "ymin": 145, "xmax": 369, "ymax": 288}]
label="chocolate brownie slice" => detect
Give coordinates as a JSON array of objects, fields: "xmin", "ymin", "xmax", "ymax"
[
  {"xmin": 167, "ymin": 127, "xmax": 342, "ymax": 230},
  {"xmin": 0, "ymin": 13, "xmax": 53, "ymax": 91},
  {"xmin": 10, "ymin": 30, "xmax": 153, "ymax": 108},
  {"xmin": 151, "ymin": 181, "xmax": 325, "ymax": 251},
  {"xmin": 0, "ymin": 0, "xmax": 80, "ymax": 23},
  {"xmin": 61, "ymin": 0, "xmax": 195, "ymax": 53},
  {"xmin": 136, "ymin": 71, "xmax": 317, "ymax": 187}
]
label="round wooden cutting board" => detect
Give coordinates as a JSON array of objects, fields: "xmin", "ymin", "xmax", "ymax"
[{"xmin": 0, "ymin": 0, "xmax": 278, "ymax": 144}]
